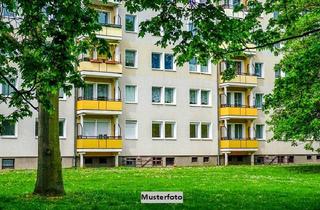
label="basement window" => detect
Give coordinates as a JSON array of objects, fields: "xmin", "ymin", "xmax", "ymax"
[{"xmin": 2, "ymin": 159, "xmax": 14, "ymax": 169}]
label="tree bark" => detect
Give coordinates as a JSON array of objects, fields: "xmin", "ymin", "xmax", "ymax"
[{"xmin": 33, "ymin": 93, "xmax": 65, "ymax": 196}]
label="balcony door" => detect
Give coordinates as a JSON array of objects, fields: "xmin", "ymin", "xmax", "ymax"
[
  {"xmin": 227, "ymin": 123, "xmax": 244, "ymax": 140},
  {"xmin": 83, "ymin": 83, "xmax": 111, "ymax": 100},
  {"xmin": 97, "ymin": 84, "xmax": 109, "ymax": 100},
  {"xmin": 234, "ymin": 92, "xmax": 243, "ymax": 107},
  {"xmin": 83, "ymin": 119, "xmax": 112, "ymax": 137}
]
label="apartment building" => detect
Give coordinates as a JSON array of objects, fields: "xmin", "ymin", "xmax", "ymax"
[{"xmin": 1, "ymin": 0, "xmax": 319, "ymax": 169}]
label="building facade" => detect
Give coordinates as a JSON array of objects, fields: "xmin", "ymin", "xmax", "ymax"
[{"xmin": 1, "ymin": 0, "xmax": 320, "ymax": 169}]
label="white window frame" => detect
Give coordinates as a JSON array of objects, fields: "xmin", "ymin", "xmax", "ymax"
[
  {"xmin": 255, "ymin": 93, "xmax": 264, "ymax": 109},
  {"xmin": 189, "ymin": 59, "xmax": 212, "ymax": 74},
  {"xmin": 151, "ymin": 52, "xmax": 176, "ymax": 71},
  {"xmin": 82, "ymin": 118, "xmax": 112, "ymax": 137},
  {"xmin": 0, "ymin": 121, "xmax": 18, "ymax": 139},
  {"xmin": 34, "ymin": 118, "xmax": 66, "ymax": 139},
  {"xmin": 59, "ymin": 88, "xmax": 66, "ymax": 101},
  {"xmin": 82, "ymin": 82, "xmax": 112, "ymax": 100},
  {"xmin": 190, "ymin": 89, "xmax": 212, "ymax": 107},
  {"xmin": 164, "ymin": 87, "xmax": 176, "ymax": 105},
  {"xmin": 125, "ymin": 85, "xmax": 138, "ymax": 104},
  {"xmin": 190, "ymin": 122, "xmax": 212, "ymax": 140},
  {"xmin": 255, "ymin": 124, "xmax": 266, "ymax": 140},
  {"xmin": 124, "ymin": 49, "xmax": 138, "ymax": 68},
  {"xmin": 125, "ymin": 120, "xmax": 138, "ymax": 140},
  {"xmin": 152, "ymin": 120, "xmax": 176, "ymax": 140},
  {"xmin": 152, "ymin": 86, "xmax": 176, "ymax": 105},
  {"xmin": 125, "ymin": 14, "xmax": 138, "ymax": 33},
  {"xmin": 0, "ymin": 79, "xmax": 17, "ymax": 97},
  {"xmin": 226, "ymin": 91, "xmax": 245, "ymax": 106},
  {"xmin": 254, "ymin": 62, "xmax": 264, "ymax": 78}
]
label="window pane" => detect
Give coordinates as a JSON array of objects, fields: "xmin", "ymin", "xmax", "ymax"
[
  {"xmin": 201, "ymin": 90, "xmax": 209, "ymax": 105},
  {"xmin": 97, "ymin": 121, "xmax": 110, "ymax": 136},
  {"xmin": 152, "ymin": 87, "xmax": 162, "ymax": 103},
  {"xmin": 83, "ymin": 84, "xmax": 94, "ymax": 100},
  {"xmin": 152, "ymin": 53, "xmax": 161, "ymax": 69},
  {"xmin": 83, "ymin": 121, "xmax": 95, "ymax": 136},
  {"xmin": 125, "ymin": 120, "xmax": 137, "ymax": 139},
  {"xmin": 125, "ymin": 15, "xmax": 136, "ymax": 32},
  {"xmin": 98, "ymin": 12, "xmax": 109, "ymax": 25},
  {"xmin": 164, "ymin": 54, "xmax": 173, "ymax": 70},
  {"xmin": 165, "ymin": 122, "xmax": 175, "ymax": 138},
  {"xmin": 189, "ymin": 90, "xmax": 198, "ymax": 104},
  {"xmin": 227, "ymin": 92, "xmax": 232, "ymax": 105},
  {"xmin": 190, "ymin": 123, "xmax": 198, "ymax": 138},
  {"xmin": 256, "ymin": 125, "xmax": 264, "ymax": 139},
  {"xmin": 200, "ymin": 64, "xmax": 208, "ymax": 73},
  {"xmin": 201, "ymin": 123, "xmax": 209, "ymax": 138},
  {"xmin": 125, "ymin": 50, "xmax": 136, "ymax": 67},
  {"xmin": 59, "ymin": 88, "xmax": 64, "ymax": 99},
  {"xmin": 165, "ymin": 88, "xmax": 174, "ymax": 104},
  {"xmin": 97, "ymin": 84, "xmax": 108, "ymax": 100},
  {"xmin": 1, "ymin": 80, "xmax": 15, "ymax": 96},
  {"xmin": 227, "ymin": 124, "xmax": 232, "ymax": 139},
  {"xmin": 234, "ymin": 93, "xmax": 242, "ymax": 106},
  {"xmin": 235, "ymin": 61, "xmax": 242, "ymax": 74},
  {"xmin": 2, "ymin": 159, "xmax": 14, "ymax": 169},
  {"xmin": 235, "ymin": 124, "xmax": 243, "ymax": 139},
  {"xmin": 189, "ymin": 58, "xmax": 197, "ymax": 72},
  {"xmin": 152, "ymin": 122, "xmax": 161, "ymax": 138},
  {"xmin": 255, "ymin": 63, "xmax": 263, "ymax": 77},
  {"xmin": 125, "ymin": 85, "xmax": 136, "ymax": 102},
  {"xmin": 59, "ymin": 120, "xmax": 64, "ymax": 137},
  {"xmin": 255, "ymin": 94, "xmax": 263, "ymax": 108},
  {"xmin": 1, "ymin": 121, "xmax": 15, "ymax": 136},
  {"xmin": 275, "ymin": 69, "xmax": 281, "ymax": 78}
]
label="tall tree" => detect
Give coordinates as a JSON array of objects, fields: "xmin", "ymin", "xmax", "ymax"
[{"xmin": 0, "ymin": 0, "xmax": 106, "ymax": 196}]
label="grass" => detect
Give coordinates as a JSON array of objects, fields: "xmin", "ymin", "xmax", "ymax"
[{"xmin": 1, "ymin": 164, "xmax": 320, "ymax": 210}]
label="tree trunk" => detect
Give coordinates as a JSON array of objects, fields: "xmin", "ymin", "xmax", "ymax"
[{"xmin": 33, "ymin": 93, "xmax": 65, "ymax": 196}]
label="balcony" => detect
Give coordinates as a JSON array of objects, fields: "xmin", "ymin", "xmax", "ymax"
[
  {"xmin": 78, "ymin": 60, "xmax": 122, "ymax": 77},
  {"xmin": 220, "ymin": 105, "xmax": 258, "ymax": 119},
  {"xmin": 220, "ymin": 73, "xmax": 257, "ymax": 88},
  {"xmin": 220, "ymin": 138, "xmax": 259, "ymax": 151},
  {"xmin": 76, "ymin": 97, "xmax": 122, "ymax": 115},
  {"xmin": 96, "ymin": 24, "xmax": 122, "ymax": 40},
  {"xmin": 91, "ymin": 0, "xmax": 121, "ymax": 6},
  {"xmin": 77, "ymin": 136, "xmax": 122, "ymax": 151}
]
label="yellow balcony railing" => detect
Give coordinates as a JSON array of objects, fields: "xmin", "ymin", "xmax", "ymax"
[
  {"xmin": 77, "ymin": 137, "xmax": 122, "ymax": 149},
  {"xmin": 220, "ymin": 139, "xmax": 259, "ymax": 150},
  {"xmin": 220, "ymin": 74, "xmax": 257, "ymax": 86},
  {"xmin": 96, "ymin": 24, "xmax": 122, "ymax": 40},
  {"xmin": 220, "ymin": 105, "xmax": 258, "ymax": 117},
  {"xmin": 78, "ymin": 61, "xmax": 122, "ymax": 74},
  {"xmin": 77, "ymin": 98, "xmax": 122, "ymax": 111}
]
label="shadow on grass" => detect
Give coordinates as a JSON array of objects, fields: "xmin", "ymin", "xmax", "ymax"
[{"xmin": 283, "ymin": 164, "xmax": 320, "ymax": 174}]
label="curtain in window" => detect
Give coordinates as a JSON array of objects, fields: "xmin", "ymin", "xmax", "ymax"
[
  {"xmin": 97, "ymin": 120, "xmax": 110, "ymax": 136},
  {"xmin": 189, "ymin": 58, "xmax": 197, "ymax": 72},
  {"xmin": 235, "ymin": 124, "xmax": 243, "ymax": 139},
  {"xmin": 1, "ymin": 80, "xmax": 15, "ymax": 96},
  {"xmin": 235, "ymin": 61, "xmax": 242, "ymax": 74},
  {"xmin": 152, "ymin": 87, "xmax": 161, "ymax": 103},
  {"xmin": 165, "ymin": 54, "xmax": 173, "ymax": 70},
  {"xmin": 200, "ymin": 64, "xmax": 208, "ymax": 73},
  {"xmin": 83, "ymin": 84, "xmax": 94, "ymax": 100},
  {"xmin": 125, "ymin": 86, "xmax": 136, "ymax": 102},
  {"xmin": 125, "ymin": 121, "xmax": 137, "ymax": 139},
  {"xmin": 152, "ymin": 53, "xmax": 161, "ymax": 69},
  {"xmin": 83, "ymin": 121, "xmax": 96, "ymax": 136},
  {"xmin": 125, "ymin": 50, "xmax": 135, "ymax": 67},
  {"xmin": 165, "ymin": 88, "xmax": 174, "ymax": 103},
  {"xmin": 97, "ymin": 84, "xmax": 108, "ymax": 100},
  {"xmin": 201, "ymin": 91, "xmax": 209, "ymax": 105},
  {"xmin": 190, "ymin": 90, "xmax": 198, "ymax": 104}
]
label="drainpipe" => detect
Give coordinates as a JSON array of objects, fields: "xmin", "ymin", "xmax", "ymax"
[
  {"xmin": 217, "ymin": 61, "xmax": 221, "ymax": 166},
  {"xmin": 73, "ymin": 86, "xmax": 78, "ymax": 168}
]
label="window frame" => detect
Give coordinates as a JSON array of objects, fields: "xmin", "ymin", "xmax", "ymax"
[
  {"xmin": 125, "ymin": 14, "xmax": 137, "ymax": 33},
  {"xmin": 125, "ymin": 85, "xmax": 138, "ymax": 104},
  {"xmin": 255, "ymin": 124, "xmax": 265, "ymax": 140},
  {"xmin": 125, "ymin": 120, "xmax": 138, "ymax": 140},
  {"xmin": 254, "ymin": 62, "xmax": 264, "ymax": 78},
  {"xmin": 0, "ymin": 120, "xmax": 17, "ymax": 139},
  {"xmin": 151, "ymin": 52, "xmax": 175, "ymax": 71},
  {"xmin": 125, "ymin": 49, "xmax": 138, "ymax": 68},
  {"xmin": 152, "ymin": 120, "xmax": 176, "ymax": 140},
  {"xmin": 255, "ymin": 93, "xmax": 264, "ymax": 109},
  {"xmin": 1, "ymin": 159, "xmax": 15, "ymax": 169},
  {"xmin": 189, "ymin": 89, "xmax": 212, "ymax": 107},
  {"xmin": 188, "ymin": 58, "xmax": 212, "ymax": 74},
  {"xmin": 190, "ymin": 122, "xmax": 212, "ymax": 140}
]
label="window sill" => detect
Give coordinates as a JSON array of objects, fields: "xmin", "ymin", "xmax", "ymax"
[
  {"xmin": 256, "ymin": 138, "xmax": 266, "ymax": 141},
  {"xmin": 190, "ymin": 138, "xmax": 201, "ymax": 141},
  {"xmin": 125, "ymin": 102, "xmax": 138, "ymax": 104},
  {"xmin": 190, "ymin": 104, "xmax": 201, "ymax": 107},
  {"xmin": 164, "ymin": 103, "xmax": 176, "ymax": 106},
  {"xmin": 165, "ymin": 138, "xmax": 177, "ymax": 141},
  {"xmin": 152, "ymin": 138, "xmax": 164, "ymax": 140},
  {"xmin": 201, "ymin": 105, "xmax": 212, "ymax": 108},
  {"xmin": 125, "ymin": 138, "xmax": 138, "ymax": 140},
  {"xmin": 125, "ymin": 30, "xmax": 138, "ymax": 34},
  {"xmin": 125, "ymin": 66, "xmax": 138, "ymax": 69},
  {"xmin": 189, "ymin": 71, "xmax": 212, "ymax": 75},
  {"xmin": 201, "ymin": 138, "xmax": 213, "ymax": 141},
  {"xmin": 152, "ymin": 102, "xmax": 163, "ymax": 105},
  {"xmin": 257, "ymin": 77, "xmax": 264, "ymax": 79},
  {"xmin": 0, "ymin": 136, "xmax": 18, "ymax": 139},
  {"xmin": 152, "ymin": 68, "xmax": 176, "ymax": 72}
]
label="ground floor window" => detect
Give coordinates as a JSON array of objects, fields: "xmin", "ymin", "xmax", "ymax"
[
  {"xmin": 152, "ymin": 157, "xmax": 162, "ymax": 166},
  {"xmin": 2, "ymin": 159, "xmax": 14, "ymax": 169},
  {"xmin": 99, "ymin": 157, "xmax": 107, "ymax": 164},
  {"xmin": 191, "ymin": 157, "xmax": 198, "ymax": 163},
  {"xmin": 84, "ymin": 158, "xmax": 93, "ymax": 165},
  {"xmin": 203, "ymin": 157, "xmax": 209, "ymax": 163},
  {"xmin": 125, "ymin": 157, "xmax": 136, "ymax": 167},
  {"xmin": 307, "ymin": 155, "xmax": 312, "ymax": 160},
  {"xmin": 166, "ymin": 157, "xmax": 175, "ymax": 166}
]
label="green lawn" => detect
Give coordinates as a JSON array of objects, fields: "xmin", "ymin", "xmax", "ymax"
[{"xmin": 1, "ymin": 165, "xmax": 320, "ymax": 210}]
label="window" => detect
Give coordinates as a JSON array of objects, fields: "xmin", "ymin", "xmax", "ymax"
[
  {"xmin": 166, "ymin": 157, "xmax": 175, "ymax": 166},
  {"xmin": 188, "ymin": 22, "xmax": 196, "ymax": 36},
  {"xmin": 191, "ymin": 157, "xmax": 198, "ymax": 163},
  {"xmin": 125, "ymin": 157, "xmax": 136, "ymax": 167},
  {"xmin": 226, "ymin": 61, "xmax": 242, "ymax": 74},
  {"xmin": 98, "ymin": 12, "xmax": 109, "ymax": 25},
  {"xmin": 203, "ymin": 157, "xmax": 209, "ymax": 163},
  {"xmin": 125, "ymin": 50, "xmax": 137, "ymax": 68},
  {"xmin": 82, "ymin": 119, "xmax": 111, "ymax": 137},
  {"xmin": 190, "ymin": 123, "xmax": 199, "ymax": 139},
  {"xmin": 189, "ymin": 58, "xmax": 210, "ymax": 74},
  {"xmin": 255, "ymin": 93, "xmax": 263, "ymax": 108},
  {"xmin": 152, "ymin": 121, "xmax": 162, "ymax": 138},
  {"xmin": 125, "ymin": 85, "xmax": 137, "ymax": 103},
  {"xmin": 2, "ymin": 159, "xmax": 14, "ymax": 169},
  {"xmin": 189, "ymin": 89, "xmax": 199, "ymax": 105},
  {"xmin": 165, "ymin": 122, "xmax": 176, "ymax": 139},
  {"xmin": 164, "ymin": 87, "xmax": 175, "ymax": 104},
  {"xmin": 83, "ymin": 84, "xmax": 94, "ymax": 100},
  {"xmin": 254, "ymin": 63, "xmax": 263, "ymax": 77},
  {"xmin": 99, "ymin": 157, "xmax": 107, "ymax": 164},
  {"xmin": 97, "ymin": 84, "xmax": 108, "ymax": 100},
  {"xmin": 35, "ymin": 119, "xmax": 65, "ymax": 138},
  {"xmin": 1, "ymin": 120, "xmax": 16, "ymax": 137},
  {"xmin": 317, "ymin": 155, "xmax": 320, "ymax": 160},
  {"xmin": 307, "ymin": 155, "xmax": 312, "ymax": 160},
  {"xmin": 152, "ymin": 87, "xmax": 162, "ymax": 103},
  {"xmin": 256, "ymin": 124, "xmax": 265, "ymax": 140},
  {"xmin": 1, "ymin": 80, "xmax": 15, "ymax": 96},
  {"xmin": 82, "ymin": 83, "xmax": 110, "ymax": 100},
  {"xmin": 85, "ymin": 158, "xmax": 93, "ymax": 164},
  {"xmin": 125, "ymin": 15, "xmax": 136, "ymax": 32},
  {"xmin": 152, "ymin": 157, "xmax": 162, "ymax": 166},
  {"xmin": 275, "ymin": 69, "xmax": 281, "ymax": 78},
  {"xmin": 273, "ymin": 11, "xmax": 279, "ymax": 19},
  {"xmin": 151, "ymin": 53, "xmax": 174, "ymax": 71},
  {"xmin": 152, "ymin": 121, "xmax": 176, "ymax": 139},
  {"xmin": 201, "ymin": 90, "xmax": 210, "ymax": 105},
  {"xmin": 190, "ymin": 122, "xmax": 211, "ymax": 139},
  {"xmin": 234, "ymin": 124, "xmax": 243, "ymax": 139},
  {"xmin": 59, "ymin": 88, "xmax": 66, "ymax": 100},
  {"xmin": 125, "ymin": 120, "xmax": 138, "ymax": 139},
  {"xmin": 152, "ymin": 53, "xmax": 161, "ymax": 69},
  {"xmin": 234, "ymin": 92, "xmax": 243, "ymax": 106},
  {"xmin": 1, "ymin": 4, "xmax": 15, "ymax": 17},
  {"xmin": 201, "ymin": 123, "xmax": 211, "ymax": 139}
]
